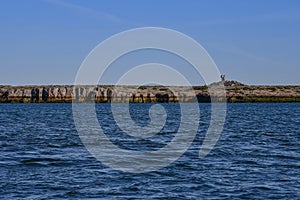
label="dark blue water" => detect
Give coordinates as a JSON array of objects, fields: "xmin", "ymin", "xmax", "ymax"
[{"xmin": 0, "ymin": 103, "xmax": 299, "ymax": 199}]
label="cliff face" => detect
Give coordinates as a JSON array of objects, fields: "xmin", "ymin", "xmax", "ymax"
[
  {"xmin": 0, "ymin": 84, "xmax": 300, "ymax": 103},
  {"xmin": 0, "ymin": 85, "xmax": 201, "ymax": 103}
]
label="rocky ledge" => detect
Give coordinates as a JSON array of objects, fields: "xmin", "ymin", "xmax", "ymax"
[{"xmin": 0, "ymin": 81, "xmax": 299, "ymax": 103}]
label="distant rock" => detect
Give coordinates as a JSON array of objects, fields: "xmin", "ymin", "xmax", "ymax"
[
  {"xmin": 224, "ymin": 80, "xmax": 247, "ymax": 87},
  {"xmin": 209, "ymin": 80, "xmax": 246, "ymax": 87}
]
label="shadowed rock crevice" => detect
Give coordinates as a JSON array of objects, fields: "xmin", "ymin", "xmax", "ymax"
[
  {"xmin": 31, "ymin": 88, "xmax": 39, "ymax": 103},
  {"xmin": 42, "ymin": 88, "xmax": 49, "ymax": 102}
]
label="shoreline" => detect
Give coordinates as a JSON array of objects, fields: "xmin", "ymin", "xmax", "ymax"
[{"xmin": 1, "ymin": 84, "xmax": 300, "ymax": 103}]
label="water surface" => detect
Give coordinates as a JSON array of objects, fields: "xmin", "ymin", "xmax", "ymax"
[{"xmin": 0, "ymin": 103, "xmax": 299, "ymax": 199}]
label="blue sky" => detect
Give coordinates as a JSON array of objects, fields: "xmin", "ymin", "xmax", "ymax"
[{"xmin": 0, "ymin": 0, "xmax": 299, "ymax": 85}]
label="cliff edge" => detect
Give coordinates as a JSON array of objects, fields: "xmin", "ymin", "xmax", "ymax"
[{"xmin": 0, "ymin": 81, "xmax": 299, "ymax": 103}]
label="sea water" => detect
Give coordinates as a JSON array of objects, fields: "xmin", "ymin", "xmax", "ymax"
[{"xmin": 0, "ymin": 103, "xmax": 299, "ymax": 199}]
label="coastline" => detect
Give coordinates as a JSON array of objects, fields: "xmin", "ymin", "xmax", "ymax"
[{"xmin": 1, "ymin": 83, "xmax": 299, "ymax": 103}]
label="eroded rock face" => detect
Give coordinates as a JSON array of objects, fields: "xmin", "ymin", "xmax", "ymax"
[
  {"xmin": 42, "ymin": 88, "xmax": 49, "ymax": 101},
  {"xmin": 0, "ymin": 83, "xmax": 300, "ymax": 103},
  {"xmin": 31, "ymin": 88, "xmax": 39, "ymax": 102}
]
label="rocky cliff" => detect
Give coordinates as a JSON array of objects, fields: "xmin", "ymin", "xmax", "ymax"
[{"xmin": 0, "ymin": 81, "xmax": 299, "ymax": 103}]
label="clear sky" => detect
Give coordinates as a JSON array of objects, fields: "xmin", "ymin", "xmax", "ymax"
[{"xmin": 0, "ymin": 0, "xmax": 299, "ymax": 85}]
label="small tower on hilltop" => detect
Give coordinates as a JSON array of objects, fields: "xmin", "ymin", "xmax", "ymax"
[{"xmin": 220, "ymin": 74, "xmax": 226, "ymax": 82}]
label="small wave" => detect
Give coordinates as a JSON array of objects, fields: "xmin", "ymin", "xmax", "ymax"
[{"xmin": 20, "ymin": 157, "xmax": 67, "ymax": 166}]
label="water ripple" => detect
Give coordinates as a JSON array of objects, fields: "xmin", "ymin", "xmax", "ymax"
[{"xmin": 0, "ymin": 103, "xmax": 299, "ymax": 199}]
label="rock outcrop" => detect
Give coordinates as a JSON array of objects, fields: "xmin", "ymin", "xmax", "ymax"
[{"xmin": 0, "ymin": 82, "xmax": 299, "ymax": 103}]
